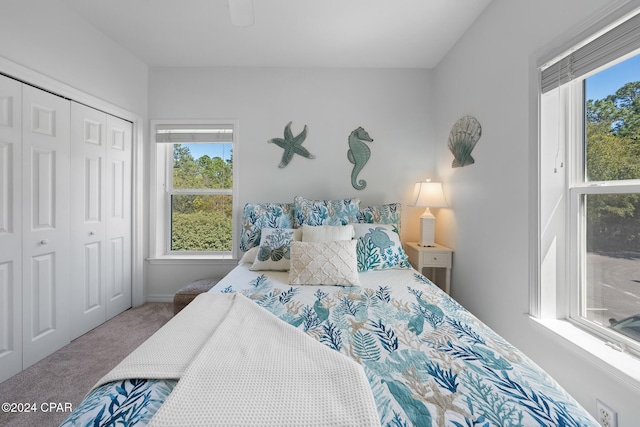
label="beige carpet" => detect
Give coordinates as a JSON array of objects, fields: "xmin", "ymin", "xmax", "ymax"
[{"xmin": 0, "ymin": 302, "xmax": 173, "ymax": 427}]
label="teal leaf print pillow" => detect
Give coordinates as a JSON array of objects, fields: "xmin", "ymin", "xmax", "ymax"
[
  {"xmin": 250, "ymin": 228, "xmax": 301, "ymax": 271},
  {"xmin": 357, "ymin": 203, "xmax": 402, "ymax": 234},
  {"xmin": 293, "ymin": 196, "xmax": 360, "ymax": 227},
  {"xmin": 353, "ymin": 223, "xmax": 410, "ymax": 272},
  {"xmin": 240, "ymin": 203, "xmax": 294, "ymax": 251}
]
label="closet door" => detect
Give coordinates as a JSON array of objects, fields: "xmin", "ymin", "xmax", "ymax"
[
  {"xmin": 70, "ymin": 104, "xmax": 132, "ymax": 338},
  {"xmin": 70, "ymin": 103, "xmax": 107, "ymax": 339},
  {"xmin": 0, "ymin": 75, "xmax": 22, "ymax": 382},
  {"xmin": 22, "ymin": 85, "xmax": 70, "ymax": 368},
  {"xmin": 105, "ymin": 115, "xmax": 132, "ymax": 319}
]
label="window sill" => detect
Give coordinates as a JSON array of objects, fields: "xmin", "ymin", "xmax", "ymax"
[
  {"xmin": 146, "ymin": 255, "xmax": 238, "ymax": 265},
  {"xmin": 529, "ymin": 316, "xmax": 640, "ymax": 392}
]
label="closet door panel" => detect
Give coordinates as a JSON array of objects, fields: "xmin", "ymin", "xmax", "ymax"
[
  {"xmin": 22, "ymin": 85, "xmax": 70, "ymax": 369},
  {"xmin": 105, "ymin": 115, "xmax": 132, "ymax": 319},
  {"xmin": 0, "ymin": 75, "xmax": 22, "ymax": 383},
  {"xmin": 70, "ymin": 103, "xmax": 107, "ymax": 339}
]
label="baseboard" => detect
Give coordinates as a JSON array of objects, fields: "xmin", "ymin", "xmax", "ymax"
[{"xmin": 145, "ymin": 294, "xmax": 175, "ymax": 303}]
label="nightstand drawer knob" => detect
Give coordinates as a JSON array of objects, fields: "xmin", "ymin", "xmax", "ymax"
[{"xmin": 420, "ymin": 252, "xmax": 450, "ymax": 267}]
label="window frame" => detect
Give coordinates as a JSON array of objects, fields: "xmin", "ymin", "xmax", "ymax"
[
  {"xmin": 531, "ymin": 0, "xmax": 640, "ymax": 387},
  {"xmin": 149, "ymin": 119, "xmax": 239, "ymax": 262}
]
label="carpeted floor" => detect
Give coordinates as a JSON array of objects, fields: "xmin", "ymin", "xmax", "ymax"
[{"xmin": 0, "ymin": 302, "xmax": 173, "ymax": 427}]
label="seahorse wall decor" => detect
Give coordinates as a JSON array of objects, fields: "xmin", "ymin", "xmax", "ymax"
[{"xmin": 347, "ymin": 126, "xmax": 373, "ymax": 190}]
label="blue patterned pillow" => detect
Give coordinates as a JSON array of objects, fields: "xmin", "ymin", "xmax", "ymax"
[
  {"xmin": 353, "ymin": 223, "xmax": 410, "ymax": 272},
  {"xmin": 293, "ymin": 196, "xmax": 360, "ymax": 227},
  {"xmin": 357, "ymin": 203, "xmax": 402, "ymax": 234},
  {"xmin": 240, "ymin": 203, "xmax": 294, "ymax": 251}
]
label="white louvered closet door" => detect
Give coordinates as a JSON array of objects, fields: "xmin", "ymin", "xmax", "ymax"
[
  {"xmin": 0, "ymin": 75, "xmax": 23, "ymax": 382},
  {"xmin": 70, "ymin": 103, "xmax": 132, "ymax": 339},
  {"xmin": 22, "ymin": 84, "xmax": 71, "ymax": 369}
]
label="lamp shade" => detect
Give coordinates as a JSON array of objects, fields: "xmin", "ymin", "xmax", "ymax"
[{"xmin": 409, "ymin": 180, "xmax": 447, "ymax": 208}]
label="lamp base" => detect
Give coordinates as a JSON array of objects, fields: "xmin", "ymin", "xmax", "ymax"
[{"xmin": 418, "ymin": 208, "xmax": 436, "ymax": 247}]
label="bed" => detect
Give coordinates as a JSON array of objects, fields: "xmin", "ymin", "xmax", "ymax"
[{"xmin": 60, "ymin": 198, "xmax": 599, "ymax": 427}]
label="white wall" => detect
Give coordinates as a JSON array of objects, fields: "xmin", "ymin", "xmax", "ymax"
[
  {"xmin": 0, "ymin": 0, "xmax": 148, "ymax": 116},
  {"xmin": 433, "ymin": 0, "xmax": 640, "ymax": 424},
  {"xmin": 146, "ymin": 66, "xmax": 434, "ymax": 298}
]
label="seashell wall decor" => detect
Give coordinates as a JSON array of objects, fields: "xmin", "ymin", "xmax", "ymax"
[{"xmin": 448, "ymin": 116, "xmax": 481, "ymax": 168}]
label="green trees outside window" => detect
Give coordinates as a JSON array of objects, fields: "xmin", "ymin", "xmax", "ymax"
[
  {"xmin": 171, "ymin": 143, "xmax": 233, "ymax": 252},
  {"xmin": 585, "ymin": 79, "xmax": 640, "ymax": 254}
]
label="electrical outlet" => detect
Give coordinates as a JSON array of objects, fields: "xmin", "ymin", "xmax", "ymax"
[{"xmin": 596, "ymin": 399, "xmax": 617, "ymax": 427}]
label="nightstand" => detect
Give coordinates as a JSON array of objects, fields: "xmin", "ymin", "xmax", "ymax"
[{"xmin": 403, "ymin": 242, "xmax": 453, "ymax": 294}]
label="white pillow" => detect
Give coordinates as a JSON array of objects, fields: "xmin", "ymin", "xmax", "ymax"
[
  {"xmin": 239, "ymin": 246, "xmax": 259, "ymax": 264},
  {"xmin": 302, "ymin": 224, "xmax": 355, "ymax": 242},
  {"xmin": 250, "ymin": 228, "xmax": 302, "ymax": 271},
  {"xmin": 288, "ymin": 240, "xmax": 360, "ymax": 286}
]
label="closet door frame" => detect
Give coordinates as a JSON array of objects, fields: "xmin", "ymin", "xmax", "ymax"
[{"xmin": 0, "ymin": 57, "xmax": 144, "ymax": 309}]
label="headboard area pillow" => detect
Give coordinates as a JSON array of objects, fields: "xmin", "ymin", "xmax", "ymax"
[
  {"xmin": 240, "ymin": 199, "xmax": 402, "ymax": 253},
  {"xmin": 301, "ymin": 224, "xmax": 355, "ymax": 242},
  {"xmin": 357, "ymin": 203, "xmax": 402, "ymax": 234},
  {"xmin": 353, "ymin": 223, "xmax": 411, "ymax": 272},
  {"xmin": 240, "ymin": 202, "xmax": 294, "ymax": 252},
  {"xmin": 250, "ymin": 228, "xmax": 302, "ymax": 271},
  {"xmin": 288, "ymin": 240, "xmax": 360, "ymax": 286},
  {"xmin": 293, "ymin": 196, "xmax": 360, "ymax": 228}
]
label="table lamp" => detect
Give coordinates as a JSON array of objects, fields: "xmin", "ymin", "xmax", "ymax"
[{"xmin": 409, "ymin": 179, "xmax": 447, "ymax": 247}]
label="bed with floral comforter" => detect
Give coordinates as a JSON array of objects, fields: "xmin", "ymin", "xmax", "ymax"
[
  {"xmin": 61, "ymin": 198, "xmax": 598, "ymax": 426},
  {"xmin": 61, "ymin": 264, "xmax": 598, "ymax": 427}
]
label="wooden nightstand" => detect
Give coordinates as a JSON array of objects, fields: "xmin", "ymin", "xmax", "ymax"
[{"xmin": 403, "ymin": 242, "xmax": 453, "ymax": 294}]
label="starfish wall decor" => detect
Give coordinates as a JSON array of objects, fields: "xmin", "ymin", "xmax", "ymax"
[{"xmin": 268, "ymin": 122, "xmax": 315, "ymax": 168}]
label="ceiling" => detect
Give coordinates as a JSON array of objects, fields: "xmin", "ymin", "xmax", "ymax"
[{"xmin": 60, "ymin": 0, "xmax": 492, "ymax": 69}]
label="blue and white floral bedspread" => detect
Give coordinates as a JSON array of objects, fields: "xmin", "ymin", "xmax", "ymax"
[{"xmin": 61, "ymin": 266, "xmax": 598, "ymax": 427}]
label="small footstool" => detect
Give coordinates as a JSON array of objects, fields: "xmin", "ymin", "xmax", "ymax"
[{"xmin": 173, "ymin": 278, "xmax": 221, "ymax": 315}]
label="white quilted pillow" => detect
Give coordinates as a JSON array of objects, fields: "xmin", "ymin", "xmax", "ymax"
[
  {"xmin": 289, "ymin": 240, "xmax": 360, "ymax": 286},
  {"xmin": 301, "ymin": 224, "xmax": 355, "ymax": 242}
]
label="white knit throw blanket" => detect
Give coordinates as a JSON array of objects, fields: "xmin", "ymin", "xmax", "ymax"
[{"xmin": 95, "ymin": 293, "xmax": 380, "ymax": 427}]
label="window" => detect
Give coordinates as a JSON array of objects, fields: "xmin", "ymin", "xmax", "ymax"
[
  {"xmin": 574, "ymin": 55, "xmax": 640, "ymax": 350},
  {"xmin": 537, "ymin": 11, "xmax": 640, "ymax": 356},
  {"xmin": 151, "ymin": 121, "xmax": 237, "ymax": 259}
]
